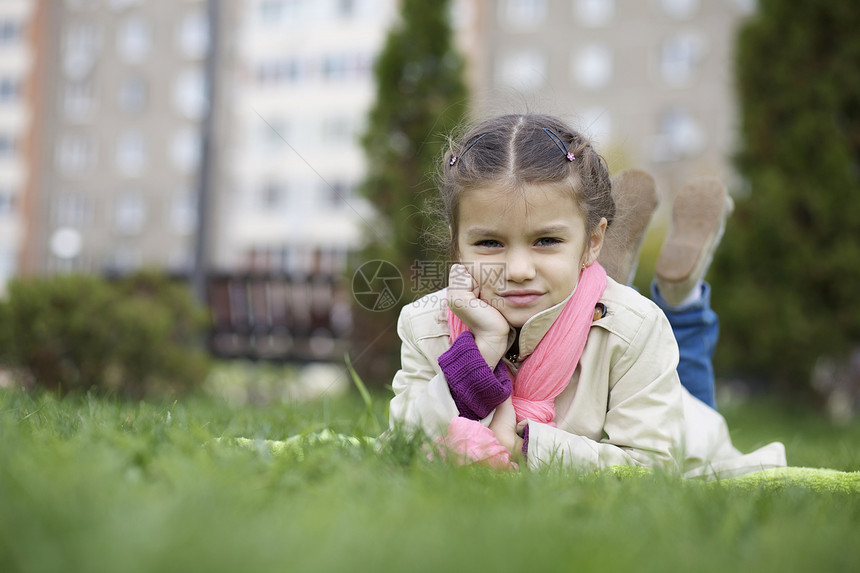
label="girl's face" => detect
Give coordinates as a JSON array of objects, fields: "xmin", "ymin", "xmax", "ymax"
[{"xmin": 456, "ymin": 183, "xmax": 606, "ymax": 328}]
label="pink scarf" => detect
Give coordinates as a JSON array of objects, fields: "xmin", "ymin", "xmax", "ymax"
[{"xmin": 441, "ymin": 262, "xmax": 607, "ymax": 468}]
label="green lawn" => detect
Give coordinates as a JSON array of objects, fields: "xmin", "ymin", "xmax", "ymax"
[{"xmin": 1, "ymin": 384, "xmax": 858, "ymax": 573}]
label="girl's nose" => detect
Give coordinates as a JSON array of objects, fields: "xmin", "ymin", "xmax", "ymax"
[{"xmin": 506, "ymin": 248, "xmax": 536, "ymax": 283}]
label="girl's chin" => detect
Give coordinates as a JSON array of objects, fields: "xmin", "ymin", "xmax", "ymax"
[{"xmin": 499, "ymin": 308, "xmax": 538, "ymax": 329}]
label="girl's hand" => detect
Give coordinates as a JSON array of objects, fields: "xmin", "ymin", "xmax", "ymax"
[
  {"xmin": 488, "ymin": 397, "xmax": 523, "ymax": 459},
  {"xmin": 448, "ymin": 264, "xmax": 510, "ymax": 367}
]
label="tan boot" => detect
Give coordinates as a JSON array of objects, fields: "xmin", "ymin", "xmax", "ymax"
[
  {"xmin": 598, "ymin": 169, "xmax": 659, "ymax": 285},
  {"xmin": 655, "ymin": 176, "xmax": 734, "ymax": 306}
]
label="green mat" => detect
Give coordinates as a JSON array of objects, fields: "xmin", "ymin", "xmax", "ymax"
[
  {"xmin": 603, "ymin": 463, "xmax": 860, "ymax": 493},
  {"xmin": 719, "ymin": 466, "xmax": 860, "ymax": 493},
  {"xmin": 219, "ymin": 432, "xmax": 860, "ymax": 493}
]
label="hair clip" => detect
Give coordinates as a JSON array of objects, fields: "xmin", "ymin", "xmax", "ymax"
[
  {"xmin": 542, "ymin": 128, "xmax": 575, "ymax": 162},
  {"xmin": 449, "ymin": 133, "xmax": 488, "ymax": 166}
]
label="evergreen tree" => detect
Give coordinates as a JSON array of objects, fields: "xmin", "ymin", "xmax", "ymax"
[
  {"xmin": 350, "ymin": 0, "xmax": 468, "ymax": 384},
  {"xmin": 711, "ymin": 1, "xmax": 860, "ymax": 395}
]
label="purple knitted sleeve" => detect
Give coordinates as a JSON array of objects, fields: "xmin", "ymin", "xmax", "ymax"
[
  {"xmin": 521, "ymin": 424, "xmax": 529, "ymax": 460},
  {"xmin": 438, "ymin": 331, "xmax": 512, "ymax": 420}
]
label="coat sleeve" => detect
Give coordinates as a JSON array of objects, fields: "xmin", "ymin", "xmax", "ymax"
[
  {"xmin": 388, "ymin": 305, "xmax": 460, "ymax": 438},
  {"xmin": 525, "ymin": 308, "xmax": 684, "ymax": 473}
]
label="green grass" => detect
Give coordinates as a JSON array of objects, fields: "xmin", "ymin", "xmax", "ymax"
[
  {"xmin": 721, "ymin": 397, "xmax": 860, "ymax": 471},
  {"xmin": 1, "ymin": 386, "xmax": 859, "ymax": 573}
]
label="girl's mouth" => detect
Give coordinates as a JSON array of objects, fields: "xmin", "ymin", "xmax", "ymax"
[{"xmin": 500, "ymin": 291, "xmax": 543, "ymax": 306}]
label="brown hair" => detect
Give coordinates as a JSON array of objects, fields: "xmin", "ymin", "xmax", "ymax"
[{"xmin": 438, "ymin": 114, "xmax": 614, "ymax": 260}]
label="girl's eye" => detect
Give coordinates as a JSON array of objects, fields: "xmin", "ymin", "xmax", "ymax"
[
  {"xmin": 535, "ymin": 237, "xmax": 562, "ymax": 247},
  {"xmin": 474, "ymin": 239, "xmax": 502, "ymax": 248}
]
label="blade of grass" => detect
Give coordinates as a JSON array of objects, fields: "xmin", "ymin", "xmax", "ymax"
[{"xmin": 344, "ymin": 354, "xmax": 382, "ymax": 435}]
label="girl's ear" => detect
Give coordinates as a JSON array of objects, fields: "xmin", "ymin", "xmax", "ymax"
[{"xmin": 583, "ymin": 217, "xmax": 607, "ymax": 267}]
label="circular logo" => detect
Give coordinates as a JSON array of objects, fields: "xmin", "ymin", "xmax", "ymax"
[{"xmin": 352, "ymin": 260, "xmax": 404, "ymax": 312}]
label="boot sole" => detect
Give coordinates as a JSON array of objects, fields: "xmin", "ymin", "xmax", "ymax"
[
  {"xmin": 599, "ymin": 169, "xmax": 658, "ymax": 284},
  {"xmin": 656, "ymin": 177, "xmax": 728, "ymax": 283}
]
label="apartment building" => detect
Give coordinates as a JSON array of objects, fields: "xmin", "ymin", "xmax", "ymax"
[
  {"xmin": 13, "ymin": 0, "xmax": 760, "ymax": 277},
  {"xmin": 0, "ymin": 0, "xmax": 35, "ymax": 294},
  {"xmin": 465, "ymin": 0, "xmax": 757, "ymax": 197},
  {"xmin": 214, "ymin": 0, "xmax": 397, "ymax": 276},
  {"xmin": 19, "ymin": 0, "xmax": 225, "ymax": 278},
  {"xmin": 9, "ymin": 0, "xmax": 758, "ymax": 296}
]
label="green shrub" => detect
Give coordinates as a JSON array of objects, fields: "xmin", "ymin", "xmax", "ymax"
[
  {"xmin": 711, "ymin": 1, "xmax": 860, "ymax": 395},
  {"xmin": 351, "ymin": 0, "xmax": 468, "ymax": 386},
  {"xmin": 0, "ymin": 271, "xmax": 211, "ymax": 397}
]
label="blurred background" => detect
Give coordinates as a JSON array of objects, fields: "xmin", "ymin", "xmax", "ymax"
[
  {"xmin": 0, "ymin": 0, "xmax": 856, "ymax": 410},
  {"xmin": 0, "ymin": 0, "xmax": 749, "ymax": 286}
]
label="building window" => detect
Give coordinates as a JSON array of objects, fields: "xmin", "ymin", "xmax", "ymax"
[
  {"xmin": 117, "ymin": 16, "xmax": 151, "ymax": 63},
  {"xmin": 579, "ymin": 107, "xmax": 612, "ymax": 144},
  {"xmin": 324, "ymin": 181, "xmax": 353, "ymax": 206},
  {"xmin": 177, "ymin": 10, "xmax": 209, "ymax": 59},
  {"xmin": 734, "ymin": 0, "xmax": 757, "ymax": 14},
  {"xmin": 109, "ymin": 245, "xmax": 141, "ymax": 272},
  {"xmin": 496, "ymin": 50, "xmax": 547, "ymax": 91},
  {"xmin": 260, "ymin": 181, "xmax": 288, "ymax": 209},
  {"xmin": 170, "ymin": 189, "xmax": 197, "ymax": 235},
  {"xmin": 337, "ymin": 0, "xmax": 356, "ymax": 18},
  {"xmin": 260, "ymin": 118, "xmax": 289, "ymax": 150},
  {"xmin": 573, "ymin": 0, "xmax": 614, "ymax": 27},
  {"xmin": 660, "ymin": 0, "xmax": 698, "ymax": 19},
  {"xmin": 259, "ymin": 0, "xmax": 285, "ymax": 23},
  {"xmin": 0, "ymin": 188, "xmax": 16, "ymax": 216},
  {"xmin": 63, "ymin": 21, "xmax": 101, "ymax": 81},
  {"xmin": 114, "ymin": 191, "xmax": 146, "ymax": 235},
  {"xmin": 287, "ymin": 119, "xmax": 313, "ymax": 146},
  {"xmin": 0, "ymin": 20, "xmax": 23, "ymax": 46},
  {"xmin": 499, "ymin": 0, "xmax": 547, "ymax": 29},
  {"xmin": 259, "ymin": 0, "xmax": 305, "ymax": 24},
  {"xmin": 322, "ymin": 54, "xmax": 349, "ymax": 81},
  {"xmin": 108, "ymin": 0, "xmax": 143, "ymax": 11},
  {"xmin": 321, "ymin": 116, "xmax": 354, "ymax": 145},
  {"xmin": 63, "ymin": 47, "xmax": 96, "ymax": 79},
  {"xmin": 64, "ymin": 21, "xmax": 101, "ymax": 55},
  {"xmin": 118, "ymin": 76, "xmax": 147, "ymax": 114},
  {"xmin": 52, "ymin": 192, "xmax": 94, "ymax": 227},
  {"xmin": 168, "ymin": 246, "xmax": 192, "ymax": 273},
  {"xmin": 652, "ymin": 107, "xmax": 705, "ymax": 162},
  {"xmin": 116, "ymin": 131, "xmax": 147, "ymax": 176},
  {"xmin": 257, "ymin": 58, "xmax": 302, "ymax": 84},
  {"xmin": 572, "ymin": 44, "xmax": 612, "ymax": 89},
  {"xmin": 450, "ymin": 0, "xmax": 476, "ymax": 31},
  {"xmin": 0, "ymin": 77, "xmax": 19, "ymax": 103},
  {"xmin": 173, "ymin": 68, "xmax": 207, "ymax": 119},
  {"xmin": 170, "ymin": 127, "xmax": 201, "ymax": 173},
  {"xmin": 0, "ymin": 134, "xmax": 16, "ymax": 158},
  {"xmin": 659, "ymin": 32, "xmax": 705, "ymax": 86},
  {"xmin": 63, "ymin": 81, "xmax": 97, "ymax": 121},
  {"xmin": 321, "ymin": 53, "xmax": 372, "ymax": 82},
  {"xmin": 0, "ymin": 246, "xmax": 16, "ymax": 284},
  {"xmin": 65, "ymin": 21, "xmax": 100, "ymax": 50},
  {"xmin": 56, "ymin": 135, "xmax": 98, "ymax": 174},
  {"xmin": 65, "ymin": 0, "xmax": 100, "ymax": 8}
]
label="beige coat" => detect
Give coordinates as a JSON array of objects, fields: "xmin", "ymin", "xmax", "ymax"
[{"xmin": 389, "ymin": 278, "xmax": 785, "ymax": 479}]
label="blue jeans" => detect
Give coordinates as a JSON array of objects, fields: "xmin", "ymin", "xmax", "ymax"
[{"xmin": 651, "ymin": 281, "xmax": 719, "ymax": 410}]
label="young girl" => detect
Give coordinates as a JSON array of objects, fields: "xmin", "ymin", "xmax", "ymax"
[{"xmin": 388, "ymin": 113, "xmax": 785, "ymax": 477}]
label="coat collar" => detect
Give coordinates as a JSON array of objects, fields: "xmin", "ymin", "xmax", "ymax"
[{"xmin": 506, "ymin": 287, "xmax": 576, "ymax": 362}]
